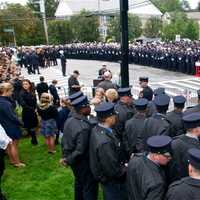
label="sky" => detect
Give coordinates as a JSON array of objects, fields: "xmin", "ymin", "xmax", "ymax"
[{"xmin": 0, "ymin": 0, "xmax": 199, "ymax": 9}]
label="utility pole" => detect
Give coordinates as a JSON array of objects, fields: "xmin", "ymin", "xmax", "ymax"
[
  {"xmin": 120, "ymin": 0, "xmax": 129, "ymax": 87},
  {"xmin": 40, "ymin": 0, "xmax": 49, "ymax": 44}
]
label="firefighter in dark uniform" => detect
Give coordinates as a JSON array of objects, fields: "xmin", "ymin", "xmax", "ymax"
[
  {"xmin": 138, "ymin": 77, "xmax": 154, "ymax": 117},
  {"xmin": 127, "ymin": 135, "xmax": 172, "ymax": 200},
  {"xmin": 89, "ymin": 102, "xmax": 128, "ymax": 200},
  {"xmin": 184, "ymin": 90, "xmax": 200, "ymax": 115},
  {"xmin": 138, "ymin": 77, "xmax": 153, "ymax": 101},
  {"xmin": 61, "ymin": 95, "xmax": 98, "ymax": 200},
  {"xmin": 166, "ymin": 148, "xmax": 200, "ymax": 200},
  {"xmin": 141, "ymin": 94, "xmax": 171, "ymax": 151},
  {"xmin": 170, "ymin": 113, "xmax": 200, "ymax": 181},
  {"xmin": 146, "ymin": 87, "xmax": 165, "ymax": 118},
  {"xmin": 67, "ymin": 91, "xmax": 84, "ymax": 118},
  {"xmin": 154, "ymin": 87, "xmax": 165, "ymax": 96},
  {"xmin": 167, "ymin": 95, "xmax": 186, "ymax": 137},
  {"xmin": 114, "ymin": 88, "xmax": 136, "ymax": 141},
  {"xmin": 124, "ymin": 98, "xmax": 148, "ymax": 156}
]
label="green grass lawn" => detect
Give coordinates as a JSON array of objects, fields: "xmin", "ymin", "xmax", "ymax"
[{"xmin": 2, "ymin": 136, "xmax": 102, "ymax": 200}]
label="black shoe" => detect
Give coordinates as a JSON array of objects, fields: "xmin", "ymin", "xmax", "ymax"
[
  {"xmin": 31, "ymin": 139, "xmax": 38, "ymax": 145},
  {"xmin": 55, "ymin": 139, "xmax": 59, "ymax": 145},
  {"xmin": 0, "ymin": 193, "xmax": 7, "ymax": 200}
]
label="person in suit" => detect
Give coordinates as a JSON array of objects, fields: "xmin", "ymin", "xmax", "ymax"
[
  {"xmin": 59, "ymin": 50, "xmax": 67, "ymax": 77},
  {"xmin": 68, "ymin": 70, "xmax": 81, "ymax": 96},
  {"xmin": 49, "ymin": 80, "xmax": 60, "ymax": 107},
  {"xmin": 36, "ymin": 76, "xmax": 48, "ymax": 99},
  {"xmin": 30, "ymin": 50, "xmax": 40, "ymax": 75}
]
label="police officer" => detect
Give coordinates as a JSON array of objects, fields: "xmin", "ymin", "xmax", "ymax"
[
  {"xmin": 139, "ymin": 77, "xmax": 153, "ymax": 101},
  {"xmin": 141, "ymin": 94, "xmax": 171, "ymax": 151},
  {"xmin": 154, "ymin": 87, "xmax": 165, "ymax": 96},
  {"xmin": 124, "ymin": 98, "xmax": 148, "ymax": 156},
  {"xmin": 59, "ymin": 50, "xmax": 67, "ymax": 77},
  {"xmin": 114, "ymin": 88, "xmax": 136, "ymax": 141},
  {"xmin": 30, "ymin": 50, "xmax": 40, "ymax": 75},
  {"xmin": 127, "ymin": 135, "xmax": 172, "ymax": 200},
  {"xmin": 184, "ymin": 90, "xmax": 200, "ymax": 115},
  {"xmin": 170, "ymin": 113, "xmax": 200, "ymax": 181},
  {"xmin": 61, "ymin": 96, "xmax": 98, "ymax": 200},
  {"xmin": 67, "ymin": 91, "xmax": 84, "ymax": 118},
  {"xmin": 90, "ymin": 102, "xmax": 127, "ymax": 200},
  {"xmin": 166, "ymin": 148, "xmax": 200, "ymax": 200},
  {"xmin": 145, "ymin": 87, "xmax": 166, "ymax": 117},
  {"xmin": 167, "ymin": 95, "xmax": 186, "ymax": 137}
]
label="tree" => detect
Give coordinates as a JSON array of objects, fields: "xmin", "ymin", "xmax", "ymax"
[
  {"xmin": 161, "ymin": 12, "xmax": 199, "ymax": 41},
  {"xmin": 70, "ymin": 10, "xmax": 100, "ymax": 42},
  {"xmin": 144, "ymin": 17, "xmax": 162, "ymax": 38},
  {"xmin": 128, "ymin": 14, "xmax": 142, "ymax": 41},
  {"xmin": 162, "ymin": 12, "xmax": 187, "ymax": 40},
  {"xmin": 107, "ymin": 14, "xmax": 142, "ymax": 42},
  {"xmin": 107, "ymin": 16, "xmax": 120, "ymax": 42},
  {"xmin": 27, "ymin": 0, "xmax": 59, "ymax": 18},
  {"xmin": 48, "ymin": 20, "xmax": 73, "ymax": 44},
  {"xmin": 183, "ymin": 20, "xmax": 199, "ymax": 40},
  {"xmin": 151, "ymin": 0, "xmax": 182, "ymax": 13},
  {"xmin": 0, "ymin": 3, "xmax": 45, "ymax": 45}
]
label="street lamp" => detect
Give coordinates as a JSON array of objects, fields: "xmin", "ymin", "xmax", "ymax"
[
  {"xmin": 120, "ymin": 0, "xmax": 129, "ymax": 87},
  {"xmin": 34, "ymin": 0, "xmax": 49, "ymax": 45}
]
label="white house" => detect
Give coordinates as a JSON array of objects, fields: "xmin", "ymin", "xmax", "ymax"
[{"xmin": 55, "ymin": 0, "xmax": 163, "ymax": 39}]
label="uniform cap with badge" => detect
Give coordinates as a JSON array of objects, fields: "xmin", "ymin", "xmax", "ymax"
[
  {"xmin": 188, "ymin": 148, "xmax": 200, "ymax": 170},
  {"xmin": 68, "ymin": 91, "xmax": 83, "ymax": 102},
  {"xmin": 154, "ymin": 94, "xmax": 170, "ymax": 112},
  {"xmin": 147, "ymin": 135, "xmax": 172, "ymax": 156},
  {"xmin": 134, "ymin": 98, "xmax": 148, "ymax": 111},
  {"xmin": 173, "ymin": 95, "xmax": 186, "ymax": 108},
  {"xmin": 95, "ymin": 102, "xmax": 116, "ymax": 118},
  {"xmin": 154, "ymin": 88, "xmax": 165, "ymax": 96},
  {"xmin": 118, "ymin": 87, "xmax": 132, "ymax": 97},
  {"xmin": 71, "ymin": 95, "xmax": 89, "ymax": 109},
  {"xmin": 182, "ymin": 112, "xmax": 200, "ymax": 129}
]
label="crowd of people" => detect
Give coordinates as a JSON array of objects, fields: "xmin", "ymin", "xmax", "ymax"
[
  {"xmin": 2, "ymin": 40, "xmax": 200, "ymax": 80},
  {"xmin": 0, "ymin": 46, "xmax": 200, "ymax": 200},
  {"xmin": 62, "ymin": 41, "xmax": 200, "ymax": 75}
]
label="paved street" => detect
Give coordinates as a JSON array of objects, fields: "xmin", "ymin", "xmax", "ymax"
[{"xmin": 21, "ymin": 59, "xmax": 200, "ymax": 107}]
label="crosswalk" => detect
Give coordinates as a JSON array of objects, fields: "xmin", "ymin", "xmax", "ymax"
[
  {"xmin": 132, "ymin": 78, "xmax": 200, "ymax": 107},
  {"xmin": 21, "ymin": 65, "xmax": 200, "ymax": 107}
]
